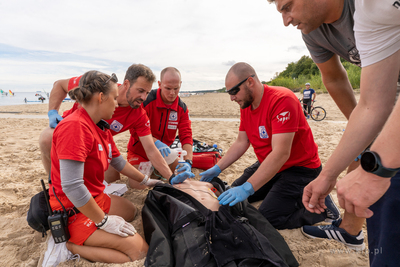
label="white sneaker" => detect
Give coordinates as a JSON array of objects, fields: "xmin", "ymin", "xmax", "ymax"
[{"xmin": 42, "ymin": 235, "xmax": 75, "ymax": 267}]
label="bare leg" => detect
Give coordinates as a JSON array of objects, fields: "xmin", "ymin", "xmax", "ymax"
[
  {"xmin": 104, "ymin": 166, "xmax": 121, "ymax": 183},
  {"xmin": 339, "ymin": 160, "xmax": 365, "ymax": 235},
  {"xmin": 108, "ymin": 194, "xmax": 137, "ymax": 222},
  {"xmin": 39, "ymin": 127, "xmax": 54, "ymax": 175},
  {"xmin": 68, "ymin": 229, "xmax": 148, "ymax": 263}
]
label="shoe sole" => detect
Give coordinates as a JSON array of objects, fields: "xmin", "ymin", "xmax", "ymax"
[{"xmin": 300, "ymin": 227, "xmax": 366, "ymax": 251}]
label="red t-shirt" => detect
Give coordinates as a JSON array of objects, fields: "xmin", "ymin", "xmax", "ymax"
[
  {"xmin": 239, "ymin": 84, "xmax": 320, "ymax": 172},
  {"xmin": 127, "ymin": 88, "xmax": 192, "ymax": 159},
  {"xmin": 49, "ymin": 108, "xmax": 120, "ymax": 207},
  {"xmin": 62, "ymin": 76, "xmax": 151, "ymax": 137}
]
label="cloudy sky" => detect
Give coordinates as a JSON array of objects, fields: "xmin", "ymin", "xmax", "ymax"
[{"xmin": 0, "ymin": 0, "xmax": 309, "ymax": 92}]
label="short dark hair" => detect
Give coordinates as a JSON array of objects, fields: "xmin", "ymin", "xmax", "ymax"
[{"xmin": 124, "ymin": 64, "xmax": 156, "ymax": 85}]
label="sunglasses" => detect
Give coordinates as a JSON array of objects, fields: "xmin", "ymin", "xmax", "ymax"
[
  {"xmin": 226, "ymin": 75, "xmax": 255, "ymax": 95},
  {"xmin": 104, "ymin": 73, "xmax": 118, "ymax": 85}
]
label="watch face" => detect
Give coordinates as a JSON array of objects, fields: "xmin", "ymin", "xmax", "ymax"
[{"xmin": 361, "ymin": 152, "xmax": 377, "ymax": 172}]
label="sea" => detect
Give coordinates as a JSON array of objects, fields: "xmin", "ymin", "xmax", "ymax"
[{"xmin": 0, "ymin": 91, "xmax": 49, "ymax": 106}]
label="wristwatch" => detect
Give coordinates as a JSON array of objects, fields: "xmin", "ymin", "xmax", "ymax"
[
  {"xmin": 360, "ymin": 151, "xmax": 400, "ymax": 178},
  {"xmin": 185, "ymin": 159, "xmax": 193, "ymax": 166}
]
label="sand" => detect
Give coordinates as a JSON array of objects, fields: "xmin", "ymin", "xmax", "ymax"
[{"xmin": 0, "ymin": 92, "xmax": 369, "ymax": 267}]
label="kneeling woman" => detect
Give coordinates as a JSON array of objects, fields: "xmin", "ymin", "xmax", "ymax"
[{"xmin": 48, "ymin": 71, "xmax": 157, "ymax": 263}]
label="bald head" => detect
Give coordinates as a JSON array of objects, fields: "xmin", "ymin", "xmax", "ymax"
[
  {"xmin": 160, "ymin": 67, "xmax": 181, "ymax": 82},
  {"xmin": 226, "ymin": 62, "xmax": 258, "ymax": 84}
]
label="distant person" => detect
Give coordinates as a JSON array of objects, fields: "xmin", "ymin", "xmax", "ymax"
[
  {"xmin": 43, "ymin": 71, "xmax": 158, "ymax": 265},
  {"xmin": 200, "ymin": 62, "xmax": 340, "ymax": 230},
  {"xmin": 24, "ymin": 97, "xmax": 27, "ymax": 103},
  {"xmin": 39, "ymin": 64, "xmax": 192, "ymax": 185},
  {"xmin": 111, "ymin": 67, "xmax": 194, "ymax": 188},
  {"xmin": 301, "ymin": 83, "xmax": 316, "ymax": 118}
]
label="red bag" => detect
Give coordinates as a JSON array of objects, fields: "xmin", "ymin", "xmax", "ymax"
[{"xmin": 192, "ymin": 152, "xmax": 221, "ymax": 170}]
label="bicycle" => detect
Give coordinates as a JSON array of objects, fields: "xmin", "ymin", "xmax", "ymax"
[{"xmin": 299, "ymin": 99, "xmax": 326, "ymax": 121}]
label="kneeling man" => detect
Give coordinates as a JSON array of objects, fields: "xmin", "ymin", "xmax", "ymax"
[{"xmin": 200, "ymin": 62, "xmax": 339, "ymax": 229}]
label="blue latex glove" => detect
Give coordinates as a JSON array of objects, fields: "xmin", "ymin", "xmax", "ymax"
[
  {"xmin": 218, "ymin": 182, "xmax": 255, "ymax": 206},
  {"xmin": 48, "ymin": 109, "xmax": 63, "ymax": 128},
  {"xmin": 170, "ymin": 171, "xmax": 195, "ymax": 185},
  {"xmin": 199, "ymin": 165, "xmax": 221, "ymax": 182},
  {"xmin": 176, "ymin": 162, "xmax": 191, "ymax": 173},
  {"xmin": 155, "ymin": 140, "xmax": 171, "ymax": 158}
]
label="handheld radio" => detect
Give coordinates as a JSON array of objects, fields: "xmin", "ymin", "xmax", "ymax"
[{"xmin": 41, "ymin": 179, "xmax": 70, "ymax": 243}]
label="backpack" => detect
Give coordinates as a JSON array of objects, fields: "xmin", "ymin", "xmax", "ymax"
[
  {"xmin": 26, "ymin": 189, "xmax": 50, "ymax": 237},
  {"xmin": 170, "ymin": 137, "xmax": 222, "ymax": 170}
]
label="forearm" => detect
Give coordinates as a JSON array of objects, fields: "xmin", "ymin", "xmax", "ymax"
[
  {"xmin": 147, "ymin": 147, "xmax": 173, "ymax": 178},
  {"xmin": 182, "ymin": 143, "xmax": 193, "ymax": 161},
  {"xmin": 320, "ymin": 61, "xmax": 398, "ymax": 180},
  {"xmin": 247, "ymin": 149, "xmax": 289, "ymax": 191},
  {"xmin": 48, "ymin": 80, "xmax": 69, "ymax": 111},
  {"xmin": 76, "ymin": 197, "xmax": 106, "ymax": 225},
  {"xmin": 318, "ymin": 56, "xmax": 357, "ymax": 120},
  {"xmin": 119, "ymin": 162, "xmax": 146, "ymax": 183},
  {"xmin": 217, "ymin": 139, "xmax": 249, "ymax": 171}
]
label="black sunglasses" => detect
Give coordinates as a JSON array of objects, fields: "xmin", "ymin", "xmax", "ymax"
[
  {"xmin": 104, "ymin": 73, "xmax": 118, "ymax": 85},
  {"xmin": 226, "ymin": 75, "xmax": 255, "ymax": 95}
]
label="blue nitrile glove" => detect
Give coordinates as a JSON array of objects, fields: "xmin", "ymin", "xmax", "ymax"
[
  {"xmin": 218, "ymin": 182, "xmax": 255, "ymax": 206},
  {"xmin": 170, "ymin": 171, "xmax": 195, "ymax": 185},
  {"xmin": 155, "ymin": 140, "xmax": 171, "ymax": 158},
  {"xmin": 199, "ymin": 165, "xmax": 221, "ymax": 182},
  {"xmin": 48, "ymin": 109, "xmax": 63, "ymax": 128},
  {"xmin": 176, "ymin": 162, "xmax": 192, "ymax": 173}
]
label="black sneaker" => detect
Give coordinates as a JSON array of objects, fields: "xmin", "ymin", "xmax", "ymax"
[
  {"xmin": 324, "ymin": 194, "xmax": 341, "ymax": 222},
  {"xmin": 301, "ymin": 219, "xmax": 365, "ymax": 251}
]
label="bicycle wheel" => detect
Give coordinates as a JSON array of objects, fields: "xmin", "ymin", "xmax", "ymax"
[{"xmin": 310, "ymin": 107, "xmax": 326, "ymax": 121}]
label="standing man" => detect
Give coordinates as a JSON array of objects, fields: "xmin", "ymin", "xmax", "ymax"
[
  {"xmin": 39, "ymin": 64, "xmax": 191, "ymax": 185},
  {"xmin": 123, "ymin": 67, "xmax": 194, "ymax": 187},
  {"xmin": 269, "ymin": 0, "xmax": 400, "ymax": 252},
  {"xmin": 200, "ymin": 62, "xmax": 340, "ymax": 230},
  {"xmin": 301, "ymin": 82, "xmax": 316, "ymax": 118}
]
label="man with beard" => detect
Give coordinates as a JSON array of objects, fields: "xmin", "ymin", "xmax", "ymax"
[
  {"xmin": 200, "ymin": 62, "xmax": 340, "ymax": 230},
  {"xmin": 122, "ymin": 67, "xmax": 194, "ymax": 189},
  {"xmin": 39, "ymin": 64, "xmax": 188, "ymax": 185}
]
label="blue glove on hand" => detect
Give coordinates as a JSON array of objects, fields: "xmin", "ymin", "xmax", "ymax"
[
  {"xmin": 170, "ymin": 171, "xmax": 195, "ymax": 185},
  {"xmin": 176, "ymin": 162, "xmax": 191, "ymax": 173},
  {"xmin": 218, "ymin": 182, "xmax": 255, "ymax": 206},
  {"xmin": 199, "ymin": 165, "xmax": 221, "ymax": 182},
  {"xmin": 155, "ymin": 140, "xmax": 171, "ymax": 158},
  {"xmin": 48, "ymin": 109, "xmax": 63, "ymax": 128}
]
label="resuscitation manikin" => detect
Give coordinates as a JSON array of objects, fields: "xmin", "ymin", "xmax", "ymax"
[{"xmin": 142, "ymin": 177, "xmax": 299, "ymax": 267}]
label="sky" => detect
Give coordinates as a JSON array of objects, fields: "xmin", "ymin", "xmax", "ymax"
[{"xmin": 0, "ymin": 0, "xmax": 310, "ymax": 93}]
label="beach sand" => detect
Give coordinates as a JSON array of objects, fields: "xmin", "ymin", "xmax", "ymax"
[{"xmin": 0, "ymin": 92, "xmax": 368, "ymax": 267}]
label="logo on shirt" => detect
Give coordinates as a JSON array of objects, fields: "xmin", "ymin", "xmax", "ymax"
[
  {"xmin": 276, "ymin": 111, "xmax": 290, "ymax": 123},
  {"xmin": 168, "ymin": 125, "xmax": 177, "ymax": 130},
  {"xmin": 169, "ymin": 111, "xmax": 178, "ymax": 121},
  {"xmin": 110, "ymin": 120, "xmax": 123, "ymax": 132},
  {"xmin": 259, "ymin": 126, "xmax": 269, "ymax": 139},
  {"xmin": 145, "ymin": 120, "xmax": 150, "ymax": 128},
  {"xmin": 98, "ymin": 144, "xmax": 103, "ymax": 151}
]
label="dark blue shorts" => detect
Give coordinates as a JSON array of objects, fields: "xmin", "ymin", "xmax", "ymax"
[{"xmin": 367, "ymin": 172, "xmax": 400, "ymax": 267}]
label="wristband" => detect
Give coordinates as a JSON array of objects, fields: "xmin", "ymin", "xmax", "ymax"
[
  {"xmin": 169, "ymin": 174, "xmax": 176, "ymax": 185},
  {"xmin": 185, "ymin": 159, "xmax": 193, "ymax": 167},
  {"xmin": 139, "ymin": 175, "xmax": 149, "ymax": 185},
  {"xmin": 95, "ymin": 214, "xmax": 108, "ymax": 228}
]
